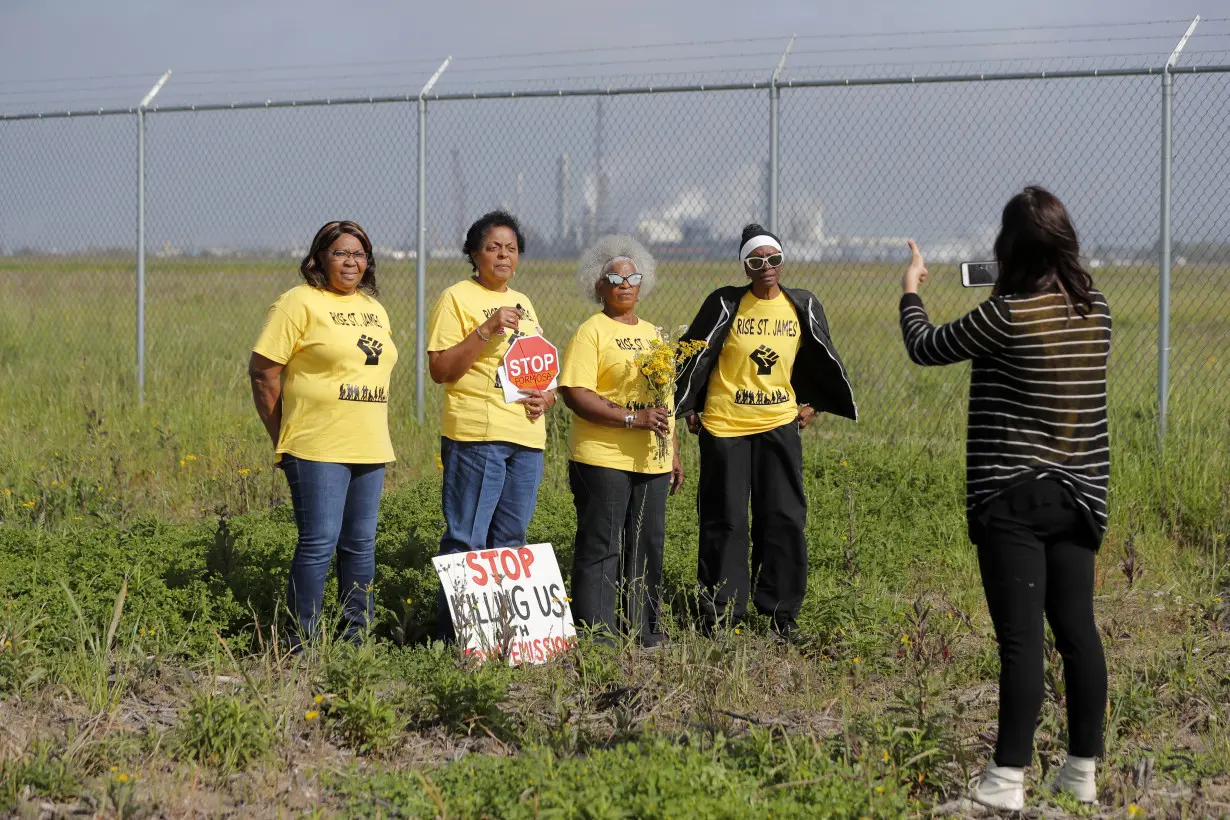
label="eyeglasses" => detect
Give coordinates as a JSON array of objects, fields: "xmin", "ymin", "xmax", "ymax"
[
  {"xmin": 330, "ymin": 250, "xmax": 369, "ymax": 263},
  {"xmin": 744, "ymin": 253, "xmax": 783, "ymax": 271},
  {"xmin": 604, "ymin": 272, "xmax": 643, "ymax": 286}
]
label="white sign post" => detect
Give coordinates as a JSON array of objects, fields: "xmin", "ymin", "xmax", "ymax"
[{"xmin": 432, "ymin": 543, "xmax": 577, "ymax": 665}]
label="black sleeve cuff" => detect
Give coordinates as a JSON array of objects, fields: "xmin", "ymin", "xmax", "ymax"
[{"xmin": 899, "ymin": 292, "xmax": 924, "ymax": 312}]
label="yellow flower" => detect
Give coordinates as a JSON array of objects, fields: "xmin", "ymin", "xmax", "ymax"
[
  {"xmin": 1127, "ymin": 804, "xmax": 1144, "ymax": 818},
  {"xmin": 110, "ymin": 766, "xmax": 119, "ymax": 773},
  {"xmin": 139, "ymin": 628, "xmax": 147, "ymax": 636},
  {"xmin": 179, "ymin": 459, "xmax": 186, "ymax": 467},
  {"xmin": 1, "ymin": 489, "xmax": 10, "ymax": 495},
  {"xmin": 314, "ymin": 694, "xmax": 325, "ymax": 705},
  {"xmin": 880, "ymin": 749, "xmax": 890, "ymax": 763},
  {"xmin": 734, "ymin": 627, "xmax": 742, "ymax": 635},
  {"xmin": 406, "ymin": 597, "xmax": 413, "ymax": 605},
  {"xmin": 3, "ymin": 640, "xmax": 11, "ymax": 649},
  {"xmin": 21, "ymin": 501, "xmax": 36, "ymax": 509},
  {"xmin": 853, "ymin": 657, "xmax": 861, "ymax": 664},
  {"xmin": 186, "ymin": 455, "xmax": 197, "ymax": 461},
  {"xmin": 946, "ymin": 611, "xmax": 954, "ymax": 620},
  {"xmin": 117, "ymin": 773, "xmax": 130, "ymax": 783},
  {"xmin": 840, "ymin": 460, "xmax": 848, "ymax": 468},
  {"xmin": 874, "ymin": 785, "xmax": 884, "ymax": 794},
  {"xmin": 238, "ymin": 468, "xmax": 251, "ymax": 477},
  {"xmin": 304, "ymin": 710, "xmax": 320, "ymax": 721}
]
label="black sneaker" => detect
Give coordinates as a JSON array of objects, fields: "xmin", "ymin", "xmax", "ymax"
[{"xmin": 770, "ymin": 618, "xmax": 809, "ymax": 646}]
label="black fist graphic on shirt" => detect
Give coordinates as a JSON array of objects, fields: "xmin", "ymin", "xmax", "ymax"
[
  {"xmin": 357, "ymin": 335, "xmax": 383, "ymax": 365},
  {"xmin": 749, "ymin": 344, "xmax": 779, "ymax": 375}
]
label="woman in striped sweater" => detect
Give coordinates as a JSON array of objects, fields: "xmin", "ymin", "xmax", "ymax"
[{"xmin": 899, "ymin": 187, "xmax": 1110, "ymax": 811}]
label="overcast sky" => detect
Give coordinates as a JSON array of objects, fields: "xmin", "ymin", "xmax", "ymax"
[
  {"xmin": 1, "ymin": 1, "xmax": 1226, "ymax": 258},
  {"xmin": 0, "ymin": 0, "xmax": 1216, "ymax": 109}
]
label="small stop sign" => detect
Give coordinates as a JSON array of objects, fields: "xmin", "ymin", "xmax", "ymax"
[{"xmin": 503, "ymin": 335, "xmax": 560, "ymax": 392}]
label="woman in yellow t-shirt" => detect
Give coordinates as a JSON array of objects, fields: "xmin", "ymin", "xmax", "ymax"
[
  {"xmin": 248, "ymin": 220, "xmax": 398, "ymax": 648},
  {"xmin": 673, "ymin": 223, "xmax": 857, "ymax": 643},
  {"xmin": 558, "ymin": 236, "xmax": 683, "ymax": 647},
  {"xmin": 426, "ymin": 210, "xmax": 556, "ymax": 641}
]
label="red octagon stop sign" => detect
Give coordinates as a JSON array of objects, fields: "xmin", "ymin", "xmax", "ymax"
[{"xmin": 503, "ymin": 335, "xmax": 560, "ymax": 392}]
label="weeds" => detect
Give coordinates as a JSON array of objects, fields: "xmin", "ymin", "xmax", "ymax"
[
  {"xmin": 0, "ymin": 417, "xmax": 1226, "ymax": 814},
  {"xmin": 0, "ymin": 741, "xmax": 82, "ymax": 812},
  {"xmin": 175, "ymin": 688, "xmax": 274, "ymax": 774}
]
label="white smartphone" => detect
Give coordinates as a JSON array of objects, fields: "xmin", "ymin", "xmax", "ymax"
[{"xmin": 960, "ymin": 261, "xmax": 999, "ymax": 288}]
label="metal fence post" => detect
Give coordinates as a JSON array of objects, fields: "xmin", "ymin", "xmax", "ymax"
[
  {"xmin": 136, "ymin": 70, "xmax": 171, "ymax": 406},
  {"xmin": 416, "ymin": 58, "xmax": 451, "ymax": 424},
  {"xmin": 1158, "ymin": 17, "xmax": 1199, "ymax": 445},
  {"xmin": 767, "ymin": 36, "xmax": 794, "ymax": 233}
]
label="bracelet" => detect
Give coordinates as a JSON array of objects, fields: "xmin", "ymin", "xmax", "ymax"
[
  {"xmin": 475, "ymin": 326, "xmax": 491, "ymax": 342},
  {"xmin": 624, "ymin": 412, "xmax": 635, "ymax": 428}
]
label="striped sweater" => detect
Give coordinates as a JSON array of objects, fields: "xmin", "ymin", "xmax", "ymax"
[{"xmin": 899, "ymin": 289, "xmax": 1112, "ymax": 544}]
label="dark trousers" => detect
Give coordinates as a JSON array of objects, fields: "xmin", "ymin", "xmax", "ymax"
[
  {"xmin": 696, "ymin": 421, "xmax": 806, "ymax": 628},
  {"xmin": 568, "ymin": 461, "xmax": 668, "ymax": 645},
  {"xmin": 972, "ymin": 479, "xmax": 1107, "ymax": 767}
]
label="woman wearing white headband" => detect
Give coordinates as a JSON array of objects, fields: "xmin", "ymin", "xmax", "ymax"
[{"xmin": 674, "ymin": 224, "xmax": 856, "ymax": 642}]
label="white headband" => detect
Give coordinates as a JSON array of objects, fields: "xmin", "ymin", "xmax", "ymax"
[{"xmin": 740, "ymin": 235, "xmax": 783, "ymax": 260}]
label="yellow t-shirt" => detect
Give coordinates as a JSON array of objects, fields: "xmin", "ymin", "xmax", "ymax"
[
  {"xmin": 702, "ymin": 291, "xmax": 802, "ymax": 437},
  {"xmin": 426, "ymin": 278, "xmax": 547, "ymax": 450},
  {"xmin": 559, "ymin": 314, "xmax": 674, "ymax": 474},
  {"xmin": 253, "ymin": 284, "xmax": 398, "ymax": 464}
]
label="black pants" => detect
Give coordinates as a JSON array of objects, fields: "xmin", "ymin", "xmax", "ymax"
[
  {"xmin": 568, "ymin": 461, "xmax": 668, "ymax": 645},
  {"xmin": 696, "ymin": 421, "xmax": 806, "ymax": 628},
  {"xmin": 971, "ymin": 479, "xmax": 1107, "ymax": 767}
]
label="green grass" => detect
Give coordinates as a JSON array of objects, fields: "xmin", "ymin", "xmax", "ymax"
[
  {"xmin": 1, "ymin": 255, "xmax": 1226, "ymax": 523},
  {"xmin": 0, "ymin": 256, "xmax": 1227, "ymax": 815}
]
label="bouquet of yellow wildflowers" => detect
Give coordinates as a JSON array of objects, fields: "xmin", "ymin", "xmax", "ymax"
[{"xmin": 633, "ymin": 333, "xmax": 707, "ymax": 460}]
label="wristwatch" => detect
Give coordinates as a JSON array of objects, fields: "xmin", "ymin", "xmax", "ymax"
[{"xmin": 624, "ymin": 412, "xmax": 635, "ymax": 428}]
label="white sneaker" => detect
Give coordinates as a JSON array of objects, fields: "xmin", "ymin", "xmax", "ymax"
[
  {"xmin": 970, "ymin": 761, "xmax": 1025, "ymax": 811},
  {"xmin": 1051, "ymin": 755, "xmax": 1097, "ymax": 804}
]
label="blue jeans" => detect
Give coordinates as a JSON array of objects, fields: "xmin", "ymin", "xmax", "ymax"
[
  {"xmin": 436, "ymin": 437, "xmax": 544, "ymax": 640},
  {"xmin": 282, "ymin": 455, "xmax": 385, "ymax": 646}
]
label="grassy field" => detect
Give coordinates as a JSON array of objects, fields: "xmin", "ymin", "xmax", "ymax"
[
  {"xmin": 1, "ymin": 255, "xmax": 1225, "ymax": 521},
  {"xmin": 0, "ymin": 256, "xmax": 1227, "ymax": 816}
]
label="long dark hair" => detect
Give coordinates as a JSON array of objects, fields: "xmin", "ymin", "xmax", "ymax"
[
  {"xmin": 992, "ymin": 186, "xmax": 1094, "ymax": 314},
  {"xmin": 300, "ymin": 220, "xmax": 378, "ymax": 296}
]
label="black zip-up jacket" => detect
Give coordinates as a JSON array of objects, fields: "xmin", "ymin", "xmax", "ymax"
[{"xmin": 673, "ymin": 285, "xmax": 858, "ymax": 421}]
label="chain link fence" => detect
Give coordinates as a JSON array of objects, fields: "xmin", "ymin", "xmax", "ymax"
[{"xmin": 1, "ymin": 66, "xmax": 1227, "ymax": 454}]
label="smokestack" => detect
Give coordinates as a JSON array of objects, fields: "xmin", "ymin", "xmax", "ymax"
[{"xmin": 557, "ymin": 153, "xmax": 571, "ymax": 245}]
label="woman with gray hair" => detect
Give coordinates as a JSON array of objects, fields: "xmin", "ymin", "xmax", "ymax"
[{"xmin": 558, "ymin": 235, "xmax": 683, "ymax": 646}]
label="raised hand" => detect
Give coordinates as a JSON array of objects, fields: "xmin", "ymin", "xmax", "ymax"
[
  {"xmin": 749, "ymin": 345, "xmax": 780, "ymax": 375},
  {"xmin": 356, "ymin": 335, "xmax": 383, "ymax": 365},
  {"xmin": 480, "ymin": 306, "xmax": 522, "ymax": 339},
  {"xmin": 903, "ymin": 240, "xmax": 929, "ymax": 294}
]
